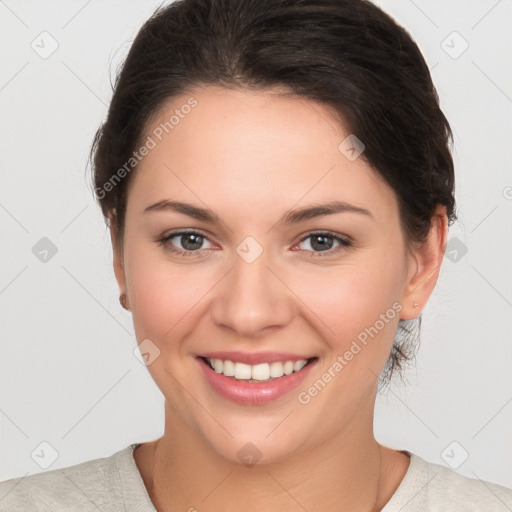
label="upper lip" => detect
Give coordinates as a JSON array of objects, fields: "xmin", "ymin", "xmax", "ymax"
[{"xmin": 198, "ymin": 351, "xmax": 315, "ymax": 365}]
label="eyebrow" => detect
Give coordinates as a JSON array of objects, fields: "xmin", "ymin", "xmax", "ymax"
[{"xmin": 143, "ymin": 199, "xmax": 373, "ymax": 224}]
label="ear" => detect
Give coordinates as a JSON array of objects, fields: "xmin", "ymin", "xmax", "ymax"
[
  {"xmin": 399, "ymin": 204, "xmax": 448, "ymax": 320},
  {"xmin": 108, "ymin": 213, "xmax": 127, "ymax": 301}
]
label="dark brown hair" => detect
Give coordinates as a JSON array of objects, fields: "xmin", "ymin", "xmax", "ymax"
[{"xmin": 89, "ymin": 0, "xmax": 457, "ymax": 385}]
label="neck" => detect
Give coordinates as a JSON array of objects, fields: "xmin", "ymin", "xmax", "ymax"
[{"xmin": 142, "ymin": 398, "xmax": 404, "ymax": 512}]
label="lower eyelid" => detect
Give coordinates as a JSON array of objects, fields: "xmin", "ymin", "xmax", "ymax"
[
  {"xmin": 297, "ymin": 233, "xmax": 351, "ymax": 249},
  {"xmin": 159, "ymin": 231, "xmax": 352, "ymax": 255}
]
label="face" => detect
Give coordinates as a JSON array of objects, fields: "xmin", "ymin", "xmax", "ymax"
[{"xmin": 112, "ymin": 85, "xmax": 430, "ymax": 465}]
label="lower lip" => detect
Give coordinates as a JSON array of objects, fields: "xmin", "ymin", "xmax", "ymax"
[{"xmin": 197, "ymin": 357, "xmax": 317, "ymax": 405}]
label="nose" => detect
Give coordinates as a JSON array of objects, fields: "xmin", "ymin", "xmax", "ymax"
[{"xmin": 210, "ymin": 251, "xmax": 295, "ymax": 338}]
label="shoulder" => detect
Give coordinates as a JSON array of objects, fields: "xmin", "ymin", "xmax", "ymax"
[
  {"xmin": 383, "ymin": 451, "xmax": 512, "ymax": 512},
  {"xmin": 0, "ymin": 444, "xmax": 141, "ymax": 512}
]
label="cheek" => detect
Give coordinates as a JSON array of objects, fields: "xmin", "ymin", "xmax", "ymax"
[
  {"xmin": 124, "ymin": 241, "xmax": 216, "ymax": 343},
  {"xmin": 288, "ymin": 251, "xmax": 406, "ymax": 366}
]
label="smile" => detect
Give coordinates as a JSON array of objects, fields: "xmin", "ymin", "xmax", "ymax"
[
  {"xmin": 197, "ymin": 354, "xmax": 318, "ymax": 405},
  {"xmin": 204, "ymin": 357, "xmax": 309, "ymax": 381}
]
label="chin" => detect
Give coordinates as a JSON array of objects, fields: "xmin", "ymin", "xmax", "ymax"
[{"xmin": 211, "ymin": 434, "xmax": 304, "ymax": 467}]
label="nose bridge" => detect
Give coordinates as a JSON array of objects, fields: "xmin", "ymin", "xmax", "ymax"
[{"xmin": 211, "ymin": 245, "xmax": 293, "ymax": 337}]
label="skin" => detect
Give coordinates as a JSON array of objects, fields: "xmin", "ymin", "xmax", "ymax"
[{"xmin": 110, "ymin": 85, "xmax": 448, "ymax": 511}]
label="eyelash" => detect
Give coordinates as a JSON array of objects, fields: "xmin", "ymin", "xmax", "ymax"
[
  {"xmin": 157, "ymin": 230, "xmax": 211, "ymax": 258},
  {"xmin": 157, "ymin": 229, "xmax": 353, "ymax": 258},
  {"xmin": 298, "ymin": 231, "xmax": 353, "ymax": 257}
]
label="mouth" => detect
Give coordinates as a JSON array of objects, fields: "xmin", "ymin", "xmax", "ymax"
[
  {"xmin": 196, "ymin": 354, "xmax": 318, "ymax": 405},
  {"xmin": 199, "ymin": 356, "xmax": 316, "ymax": 382}
]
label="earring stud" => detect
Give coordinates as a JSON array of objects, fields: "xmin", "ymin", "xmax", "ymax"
[{"xmin": 119, "ymin": 293, "xmax": 130, "ymax": 311}]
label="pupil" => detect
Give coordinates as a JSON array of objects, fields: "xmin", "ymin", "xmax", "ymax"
[
  {"xmin": 182, "ymin": 234, "xmax": 202, "ymax": 250},
  {"xmin": 312, "ymin": 235, "xmax": 332, "ymax": 252}
]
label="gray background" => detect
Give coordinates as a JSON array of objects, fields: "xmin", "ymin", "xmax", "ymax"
[{"xmin": 1, "ymin": 0, "xmax": 511, "ymax": 489}]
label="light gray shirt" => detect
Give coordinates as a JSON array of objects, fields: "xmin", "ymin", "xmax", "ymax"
[{"xmin": 1, "ymin": 443, "xmax": 511, "ymax": 511}]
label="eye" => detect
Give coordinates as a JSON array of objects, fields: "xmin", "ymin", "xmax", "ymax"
[
  {"xmin": 157, "ymin": 229, "xmax": 352, "ymax": 258},
  {"xmin": 157, "ymin": 229, "xmax": 214, "ymax": 257},
  {"xmin": 295, "ymin": 231, "xmax": 352, "ymax": 257}
]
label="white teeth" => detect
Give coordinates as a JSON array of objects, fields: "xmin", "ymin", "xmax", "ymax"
[
  {"xmin": 234, "ymin": 362, "xmax": 252, "ymax": 380},
  {"xmin": 270, "ymin": 361, "xmax": 284, "ymax": 378},
  {"xmin": 214, "ymin": 359, "xmax": 223, "ymax": 373},
  {"xmin": 206, "ymin": 357, "xmax": 310, "ymax": 381},
  {"xmin": 223, "ymin": 359, "xmax": 235, "ymax": 376},
  {"xmin": 283, "ymin": 361, "xmax": 294, "ymax": 375},
  {"xmin": 251, "ymin": 363, "xmax": 270, "ymax": 381},
  {"xmin": 294, "ymin": 360, "xmax": 307, "ymax": 372}
]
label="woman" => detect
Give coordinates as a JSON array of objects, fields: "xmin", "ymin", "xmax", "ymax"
[{"xmin": 1, "ymin": 0, "xmax": 511, "ymax": 510}]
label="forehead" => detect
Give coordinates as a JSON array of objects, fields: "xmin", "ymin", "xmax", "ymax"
[{"xmin": 126, "ymin": 85, "xmax": 397, "ymax": 223}]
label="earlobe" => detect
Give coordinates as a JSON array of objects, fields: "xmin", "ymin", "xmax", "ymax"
[{"xmin": 400, "ymin": 205, "xmax": 448, "ymax": 320}]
